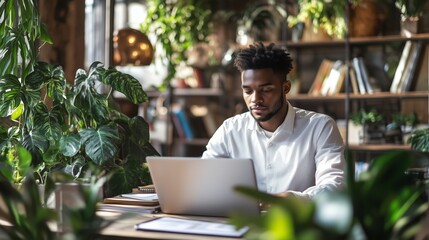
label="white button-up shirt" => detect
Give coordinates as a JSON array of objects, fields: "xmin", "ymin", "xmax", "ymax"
[{"xmin": 202, "ymin": 102, "xmax": 345, "ymax": 199}]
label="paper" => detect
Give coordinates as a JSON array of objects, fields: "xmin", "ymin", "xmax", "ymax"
[
  {"xmin": 135, "ymin": 217, "xmax": 249, "ymax": 237},
  {"xmin": 120, "ymin": 193, "xmax": 158, "ymax": 202}
]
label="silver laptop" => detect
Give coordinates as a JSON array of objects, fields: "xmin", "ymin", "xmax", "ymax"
[{"xmin": 146, "ymin": 156, "xmax": 260, "ymax": 217}]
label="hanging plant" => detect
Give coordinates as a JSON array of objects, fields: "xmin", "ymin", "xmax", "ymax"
[{"xmin": 140, "ymin": 0, "xmax": 212, "ymax": 89}]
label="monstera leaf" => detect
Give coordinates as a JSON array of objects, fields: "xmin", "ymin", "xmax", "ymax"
[
  {"xmin": 100, "ymin": 67, "xmax": 148, "ymax": 104},
  {"xmin": 79, "ymin": 124, "xmax": 121, "ymax": 165}
]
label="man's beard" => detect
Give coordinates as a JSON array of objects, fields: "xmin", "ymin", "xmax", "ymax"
[{"xmin": 251, "ymin": 93, "xmax": 284, "ymax": 122}]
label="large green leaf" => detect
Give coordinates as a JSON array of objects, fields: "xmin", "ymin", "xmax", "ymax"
[
  {"xmin": 0, "ymin": 74, "xmax": 23, "ymax": 116},
  {"xmin": 16, "ymin": 145, "xmax": 32, "ymax": 178},
  {"xmin": 64, "ymin": 156, "xmax": 86, "ymax": 178},
  {"xmin": 129, "ymin": 116, "xmax": 150, "ymax": 143},
  {"xmin": 100, "ymin": 67, "xmax": 148, "ymax": 104},
  {"xmin": 80, "ymin": 124, "xmax": 120, "ymax": 165},
  {"xmin": 103, "ymin": 154, "xmax": 147, "ymax": 197},
  {"xmin": 59, "ymin": 133, "xmax": 81, "ymax": 157},
  {"xmin": 71, "ymin": 67, "xmax": 109, "ymax": 124},
  {"xmin": 33, "ymin": 103, "xmax": 63, "ymax": 141},
  {"xmin": 21, "ymin": 129, "xmax": 49, "ymax": 162},
  {"xmin": 27, "ymin": 62, "xmax": 66, "ymax": 102}
]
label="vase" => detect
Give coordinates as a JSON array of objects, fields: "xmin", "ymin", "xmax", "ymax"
[
  {"xmin": 301, "ymin": 20, "xmax": 332, "ymax": 42},
  {"xmin": 349, "ymin": 0, "xmax": 385, "ymax": 37},
  {"xmin": 401, "ymin": 16, "xmax": 420, "ymax": 37}
]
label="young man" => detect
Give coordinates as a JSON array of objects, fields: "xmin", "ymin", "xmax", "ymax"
[{"xmin": 202, "ymin": 42, "xmax": 345, "ymax": 199}]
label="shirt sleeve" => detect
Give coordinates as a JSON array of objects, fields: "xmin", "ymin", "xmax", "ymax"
[
  {"xmin": 201, "ymin": 122, "xmax": 231, "ymax": 159},
  {"xmin": 291, "ymin": 117, "xmax": 346, "ymax": 199}
]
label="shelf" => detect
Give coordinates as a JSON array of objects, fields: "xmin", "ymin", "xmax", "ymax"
[
  {"xmin": 288, "ymin": 91, "xmax": 429, "ymax": 101},
  {"xmin": 284, "ymin": 33, "xmax": 429, "ymax": 48},
  {"xmin": 348, "ymin": 144, "xmax": 411, "ymax": 151},
  {"xmin": 175, "ymin": 138, "xmax": 209, "ymax": 146},
  {"xmin": 146, "ymin": 88, "xmax": 224, "ymax": 98}
]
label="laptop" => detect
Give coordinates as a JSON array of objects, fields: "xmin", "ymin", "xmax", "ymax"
[{"xmin": 146, "ymin": 156, "xmax": 260, "ymax": 217}]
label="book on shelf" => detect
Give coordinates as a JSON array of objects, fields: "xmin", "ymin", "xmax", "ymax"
[
  {"xmin": 348, "ymin": 65, "xmax": 359, "ymax": 94},
  {"xmin": 357, "ymin": 57, "xmax": 374, "ymax": 94},
  {"xmin": 400, "ymin": 41, "xmax": 424, "ymax": 92},
  {"xmin": 189, "ymin": 104, "xmax": 221, "ymax": 138},
  {"xmin": 390, "ymin": 41, "xmax": 413, "ymax": 93},
  {"xmin": 171, "ymin": 104, "xmax": 194, "ymax": 139},
  {"xmin": 309, "ymin": 59, "xmax": 334, "ymax": 96},
  {"xmin": 171, "ymin": 112, "xmax": 186, "ymax": 139},
  {"xmin": 352, "ymin": 57, "xmax": 373, "ymax": 94},
  {"xmin": 320, "ymin": 60, "xmax": 343, "ymax": 96}
]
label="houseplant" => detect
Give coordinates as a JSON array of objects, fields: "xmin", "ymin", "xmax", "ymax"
[
  {"xmin": 408, "ymin": 128, "xmax": 429, "ymax": 152},
  {"xmin": 0, "ymin": 0, "xmax": 159, "ymax": 197},
  {"xmin": 288, "ymin": 0, "xmax": 385, "ymax": 39},
  {"xmin": 351, "ymin": 109, "xmax": 384, "ymax": 144},
  {"xmin": 231, "ymin": 150, "xmax": 429, "ymax": 239},
  {"xmin": 0, "ymin": 153, "xmax": 114, "ymax": 240},
  {"xmin": 236, "ymin": 0, "xmax": 288, "ymax": 45},
  {"xmin": 395, "ymin": 0, "xmax": 429, "ymax": 35},
  {"xmin": 140, "ymin": 0, "xmax": 212, "ymax": 89}
]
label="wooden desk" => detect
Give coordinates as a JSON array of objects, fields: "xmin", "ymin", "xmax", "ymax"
[{"xmin": 97, "ymin": 211, "xmax": 246, "ymax": 240}]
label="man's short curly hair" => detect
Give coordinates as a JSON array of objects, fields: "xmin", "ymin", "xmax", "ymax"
[{"xmin": 233, "ymin": 42, "xmax": 293, "ymax": 78}]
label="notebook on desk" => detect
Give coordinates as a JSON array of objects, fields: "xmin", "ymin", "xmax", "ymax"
[{"xmin": 146, "ymin": 156, "xmax": 260, "ymax": 217}]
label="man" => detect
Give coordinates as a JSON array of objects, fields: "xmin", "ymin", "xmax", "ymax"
[{"xmin": 202, "ymin": 42, "xmax": 345, "ymax": 199}]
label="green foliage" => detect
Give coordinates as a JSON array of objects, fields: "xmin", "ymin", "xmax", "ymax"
[
  {"xmin": 0, "ymin": 163, "xmax": 115, "ymax": 239},
  {"xmin": 0, "ymin": 0, "xmax": 160, "ymax": 197},
  {"xmin": 395, "ymin": 0, "xmax": 429, "ymax": 17},
  {"xmin": 352, "ymin": 151, "xmax": 427, "ymax": 239},
  {"xmin": 140, "ymin": 0, "xmax": 212, "ymax": 89},
  {"xmin": 288, "ymin": 0, "xmax": 361, "ymax": 38},
  {"xmin": 0, "ymin": 169, "xmax": 57, "ymax": 240},
  {"xmin": 232, "ymin": 151, "xmax": 428, "ymax": 239},
  {"xmin": 408, "ymin": 128, "xmax": 429, "ymax": 152},
  {"xmin": 351, "ymin": 109, "xmax": 383, "ymax": 125}
]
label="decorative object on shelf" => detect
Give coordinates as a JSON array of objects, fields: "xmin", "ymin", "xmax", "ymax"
[
  {"xmin": 288, "ymin": 0, "xmax": 357, "ymax": 39},
  {"xmin": 236, "ymin": 0, "xmax": 288, "ymax": 45},
  {"xmin": 348, "ymin": 0, "xmax": 387, "ymax": 37},
  {"xmin": 0, "ymin": 0, "xmax": 159, "ymax": 198},
  {"xmin": 288, "ymin": 0, "xmax": 387, "ymax": 40},
  {"xmin": 140, "ymin": 0, "xmax": 212, "ymax": 89},
  {"xmin": 385, "ymin": 112, "xmax": 419, "ymax": 144},
  {"xmin": 113, "ymin": 28, "xmax": 154, "ymax": 66},
  {"xmin": 395, "ymin": 0, "xmax": 429, "ymax": 36},
  {"xmin": 351, "ymin": 109, "xmax": 384, "ymax": 144},
  {"xmin": 408, "ymin": 127, "xmax": 429, "ymax": 152}
]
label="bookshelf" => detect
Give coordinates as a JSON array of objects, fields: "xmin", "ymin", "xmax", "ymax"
[
  {"xmin": 282, "ymin": 34, "xmax": 429, "ymax": 161},
  {"xmin": 143, "ymin": 86, "xmax": 229, "ymax": 157}
]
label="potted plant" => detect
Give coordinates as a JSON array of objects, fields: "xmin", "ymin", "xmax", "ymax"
[
  {"xmin": 0, "ymin": 156, "xmax": 114, "ymax": 239},
  {"xmin": 0, "ymin": 0, "xmax": 159, "ymax": 197},
  {"xmin": 395, "ymin": 0, "xmax": 429, "ymax": 35},
  {"xmin": 231, "ymin": 151, "xmax": 428, "ymax": 239},
  {"xmin": 408, "ymin": 128, "xmax": 429, "ymax": 152},
  {"xmin": 288, "ymin": 0, "xmax": 385, "ymax": 40},
  {"xmin": 351, "ymin": 109, "xmax": 384, "ymax": 144},
  {"xmin": 236, "ymin": 0, "xmax": 288, "ymax": 45},
  {"xmin": 140, "ymin": 0, "xmax": 212, "ymax": 89}
]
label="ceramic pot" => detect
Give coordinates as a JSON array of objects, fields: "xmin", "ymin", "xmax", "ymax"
[{"xmin": 401, "ymin": 16, "xmax": 420, "ymax": 37}]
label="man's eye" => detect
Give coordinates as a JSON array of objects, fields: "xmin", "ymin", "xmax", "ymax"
[
  {"xmin": 243, "ymin": 89, "xmax": 252, "ymax": 94},
  {"xmin": 262, "ymin": 88, "xmax": 273, "ymax": 93}
]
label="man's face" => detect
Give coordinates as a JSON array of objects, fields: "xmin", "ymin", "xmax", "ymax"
[{"xmin": 241, "ymin": 68, "xmax": 290, "ymax": 124}]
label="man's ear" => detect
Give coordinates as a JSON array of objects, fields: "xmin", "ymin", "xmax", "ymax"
[{"xmin": 283, "ymin": 80, "xmax": 291, "ymax": 94}]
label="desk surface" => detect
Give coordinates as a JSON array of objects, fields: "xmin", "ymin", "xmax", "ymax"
[{"xmin": 97, "ymin": 211, "xmax": 246, "ymax": 240}]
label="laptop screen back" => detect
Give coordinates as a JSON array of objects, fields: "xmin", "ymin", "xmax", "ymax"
[{"xmin": 146, "ymin": 156, "xmax": 260, "ymax": 217}]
